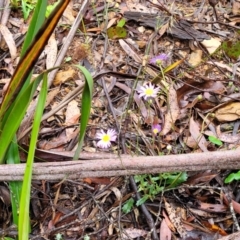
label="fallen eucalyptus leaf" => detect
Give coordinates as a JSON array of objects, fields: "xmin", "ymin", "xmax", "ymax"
[{"xmin": 215, "ymin": 102, "xmax": 240, "ymax": 122}]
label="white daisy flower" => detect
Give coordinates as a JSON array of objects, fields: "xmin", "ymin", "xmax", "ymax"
[
  {"xmin": 138, "ymin": 83, "xmax": 160, "ymax": 100},
  {"xmin": 96, "ymin": 129, "xmax": 117, "ymax": 149}
]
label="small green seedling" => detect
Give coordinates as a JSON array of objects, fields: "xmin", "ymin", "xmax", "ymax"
[
  {"xmin": 122, "ymin": 197, "xmax": 134, "ymax": 214},
  {"xmin": 10, "ymin": 0, "xmax": 37, "ymax": 20},
  {"xmin": 225, "ymin": 170, "xmax": 240, "ymax": 183},
  {"xmin": 208, "ymin": 136, "xmax": 223, "ymax": 146},
  {"xmin": 122, "ymin": 172, "xmax": 188, "ymax": 212}
]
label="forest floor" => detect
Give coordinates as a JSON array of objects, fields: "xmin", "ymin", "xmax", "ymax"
[{"xmin": 1, "ymin": 0, "xmax": 240, "ymax": 239}]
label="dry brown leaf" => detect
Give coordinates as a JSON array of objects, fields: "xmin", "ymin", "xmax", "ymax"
[
  {"xmin": 38, "ymin": 131, "xmax": 69, "ymax": 150},
  {"xmin": 186, "ymin": 171, "xmax": 218, "ymax": 185},
  {"xmin": 62, "ymin": 1, "xmax": 75, "ymax": 25},
  {"xmin": 136, "ymin": 40, "xmax": 147, "ymax": 48},
  {"xmin": 216, "ymin": 125, "xmax": 240, "ymax": 143},
  {"xmin": 65, "ymin": 100, "xmax": 80, "ymax": 139},
  {"xmin": 45, "ymin": 88, "xmax": 59, "ymax": 107},
  {"xmin": 119, "ymin": 39, "xmax": 142, "ymax": 63},
  {"xmin": 189, "ymin": 117, "xmax": 208, "ymax": 152},
  {"xmin": 0, "ymin": 24, "xmax": 17, "ymax": 59},
  {"xmin": 160, "ymin": 84, "xmax": 180, "ymax": 136},
  {"xmin": 53, "ymin": 68, "xmax": 76, "ymax": 86},
  {"xmin": 46, "ymin": 33, "xmax": 58, "ymax": 69},
  {"xmin": 122, "ymin": 228, "xmax": 148, "ymax": 239},
  {"xmin": 202, "ymin": 222, "xmax": 228, "ymax": 236},
  {"xmin": 106, "ymin": 17, "xmax": 118, "ymax": 29},
  {"xmin": 223, "ymin": 194, "xmax": 240, "ymax": 215},
  {"xmin": 110, "ymin": 187, "xmax": 122, "ymax": 201},
  {"xmin": 198, "ymin": 202, "xmax": 227, "ymax": 213},
  {"xmin": 83, "ymin": 177, "xmax": 111, "ymax": 185},
  {"xmin": 189, "ymin": 208, "xmax": 218, "ymax": 218},
  {"xmin": 188, "ymin": 49, "xmax": 202, "ymax": 66},
  {"xmin": 38, "ymin": 129, "xmax": 79, "ymax": 150},
  {"xmin": 183, "ymin": 135, "xmax": 198, "ymax": 149},
  {"xmin": 232, "ymin": 0, "xmax": 240, "ymax": 15},
  {"xmin": 164, "ymin": 198, "xmax": 187, "ymax": 238},
  {"xmin": 160, "ymin": 217, "xmax": 172, "ymax": 240},
  {"xmin": 158, "ymin": 22, "xmax": 169, "ymax": 37},
  {"xmin": 215, "ymin": 102, "xmax": 240, "ymax": 122},
  {"xmin": 177, "ymin": 80, "xmax": 225, "ymax": 108},
  {"xmin": 201, "ymin": 37, "xmax": 222, "ymax": 54}
]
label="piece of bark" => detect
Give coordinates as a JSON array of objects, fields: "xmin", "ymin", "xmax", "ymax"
[{"xmin": 124, "ymin": 11, "xmax": 210, "ymax": 41}]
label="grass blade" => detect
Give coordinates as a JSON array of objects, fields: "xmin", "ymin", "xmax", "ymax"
[
  {"xmin": 73, "ymin": 66, "xmax": 93, "ymax": 160},
  {"xmin": 18, "ymin": 74, "xmax": 48, "ymax": 239},
  {"xmin": 22, "ymin": 0, "xmax": 47, "ymax": 56},
  {"xmin": 4, "ymin": 0, "xmax": 47, "ymax": 230},
  {"xmin": 6, "ymin": 136, "xmax": 22, "ymax": 226}
]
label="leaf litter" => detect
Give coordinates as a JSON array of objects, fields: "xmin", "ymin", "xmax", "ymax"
[{"xmin": 1, "ymin": 0, "xmax": 240, "ymax": 239}]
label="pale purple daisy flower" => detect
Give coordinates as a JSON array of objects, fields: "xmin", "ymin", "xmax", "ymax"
[
  {"xmin": 152, "ymin": 124, "xmax": 161, "ymax": 135},
  {"xmin": 150, "ymin": 53, "xmax": 168, "ymax": 66},
  {"xmin": 96, "ymin": 129, "xmax": 117, "ymax": 148},
  {"xmin": 138, "ymin": 83, "xmax": 160, "ymax": 100}
]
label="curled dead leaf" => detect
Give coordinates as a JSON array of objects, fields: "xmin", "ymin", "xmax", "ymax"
[
  {"xmin": 164, "ymin": 198, "xmax": 187, "ymax": 238},
  {"xmin": 53, "ymin": 68, "xmax": 76, "ymax": 86},
  {"xmin": 189, "ymin": 117, "xmax": 208, "ymax": 152},
  {"xmin": 215, "ymin": 102, "xmax": 240, "ymax": 122},
  {"xmin": 177, "ymin": 80, "xmax": 225, "ymax": 108}
]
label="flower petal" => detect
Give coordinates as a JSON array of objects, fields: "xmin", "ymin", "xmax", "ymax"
[{"xmin": 97, "ymin": 139, "xmax": 111, "ymax": 148}]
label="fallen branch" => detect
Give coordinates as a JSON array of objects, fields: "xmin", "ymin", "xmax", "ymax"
[{"xmin": 1, "ymin": 150, "xmax": 240, "ymax": 181}]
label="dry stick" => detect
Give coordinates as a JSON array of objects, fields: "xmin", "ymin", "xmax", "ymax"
[
  {"xmin": 1, "ymin": 150, "xmax": 240, "ymax": 181},
  {"xmin": 19, "ymin": 0, "xmax": 90, "ymax": 136}
]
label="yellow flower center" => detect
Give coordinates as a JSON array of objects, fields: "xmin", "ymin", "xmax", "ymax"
[
  {"xmin": 153, "ymin": 128, "xmax": 159, "ymax": 134},
  {"xmin": 145, "ymin": 88, "xmax": 154, "ymax": 96},
  {"xmin": 102, "ymin": 134, "xmax": 110, "ymax": 142}
]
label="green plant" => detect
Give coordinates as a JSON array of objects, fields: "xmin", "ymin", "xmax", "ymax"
[
  {"xmin": 10, "ymin": 0, "xmax": 37, "ymax": 20},
  {"xmin": 208, "ymin": 135, "xmax": 223, "ymax": 146},
  {"xmin": 225, "ymin": 171, "xmax": 240, "ymax": 183},
  {"xmin": 122, "ymin": 197, "xmax": 134, "ymax": 214},
  {"xmin": 1, "ymin": 0, "xmax": 93, "ymax": 239},
  {"xmin": 122, "ymin": 172, "xmax": 187, "ymax": 213},
  {"xmin": 135, "ymin": 172, "xmax": 187, "ymax": 205}
]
